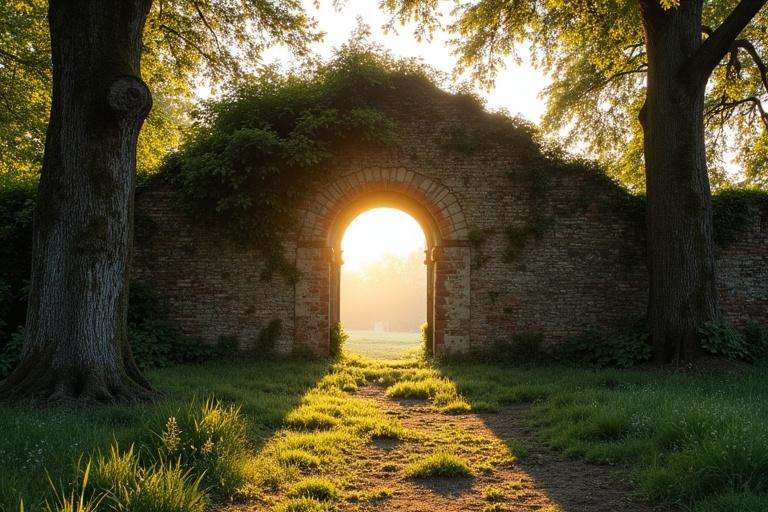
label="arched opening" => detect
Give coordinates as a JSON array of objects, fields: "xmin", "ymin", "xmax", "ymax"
[
  {"xmin": 294, "ymin": 171, "xmax": 471, "ymax": 358},
  {"xmin": 324, "ymin": 191, "xmax": 444, "ymax": 358},
  {"xmin": 338, "ymin": 208, "xmax": 426, "ymax": 358}
]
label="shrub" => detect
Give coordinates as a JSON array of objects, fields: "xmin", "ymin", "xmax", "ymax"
[
  {"xmin": 699, "ymin": 321, "xmax": 751, "ymax": 361},
  {"xmin": 487, "ymin": 331, "xmax": 545, "ymax": 364},
  {"xmin": 329, "ymin": 322, "xmax": 349, "ymax": 356},
  {"xmin": 420, "ymin": 322, "xmax": 431, "ymax": 357},
  {"xmin": 554, "ymin": 324, "xmax": 651, "ymax": 368},
  {"xmin": 0, "ymin": 183, "xmax": 35, "ymax": 350},
  {"xmin": 216, "ymin": 335, "xmax": 240, "ymax": 357},
  {"xmin": 128, "ymin": 281, "xmax": 214, "ymax": 368},
  {"xmin": 0, "ymin": 326, "xmax": 23, "ymax": 379}
]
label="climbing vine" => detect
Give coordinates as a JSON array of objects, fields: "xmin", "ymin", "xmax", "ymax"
[{"xmin": 162, "ymin": 44, "xmax": 434, "ymax": 279}]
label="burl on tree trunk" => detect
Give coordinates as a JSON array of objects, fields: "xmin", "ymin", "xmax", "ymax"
[{"xmin": 0, "ymin": 0, "xmax": 155, "ymax": 404}]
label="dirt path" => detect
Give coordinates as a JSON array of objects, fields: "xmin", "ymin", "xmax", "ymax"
[
  {"xmin": 341, "ymin": 386, "xmax": 654, "ymax": 512},
  {"xmin": 228, "ymin": 384, "xmax": 657, "ymax": 511}
]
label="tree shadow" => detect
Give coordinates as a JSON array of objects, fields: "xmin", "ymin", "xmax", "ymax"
[{"xmin": 436, "ymin": 362, "xmax": 657, "ymax": 512}]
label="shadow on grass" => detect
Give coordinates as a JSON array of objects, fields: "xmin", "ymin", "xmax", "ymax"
[
  {"xmin": 0, "ymin": 356, "xmax": 332, "ymax": 510},
  {"xmin": 433, "ymin": 361, "xmax": 658, "ymax": 511},
  {"xmin": 437, "ymin": 360, "xmax": 768, "ymax": 512}
]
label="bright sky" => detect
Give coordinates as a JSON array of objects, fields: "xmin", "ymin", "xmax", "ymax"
[
  {"xmin": 341, "ymin": 208, "xmax": 425, "ymax": 271},
  {"xmin": 263, "ymin": 1, "xmax": 549, "ymax": 123}
]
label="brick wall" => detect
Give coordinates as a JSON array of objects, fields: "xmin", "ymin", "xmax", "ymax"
[{"xmin": 132, "ymin": 79, "xmax": 768, "ymax": 355}]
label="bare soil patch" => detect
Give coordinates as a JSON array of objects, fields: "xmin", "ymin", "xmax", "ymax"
[
  {"xmin": 345, "ymin": 386, "xmax": 654, "ymax": 512},
  {"xmin": 228, "ymin": 385, "xmax": 658, "ymax": 511}
]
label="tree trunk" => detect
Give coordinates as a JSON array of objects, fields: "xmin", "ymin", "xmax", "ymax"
[
  {"xmin": 639, "ymin": 0, "xmax": 720, "ymax": 363},
  {"xmin": 0, "ymin": 0, "xmax": 155, "ymax": 404}
]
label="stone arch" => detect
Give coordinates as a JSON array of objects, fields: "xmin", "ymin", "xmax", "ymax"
[{"xmin": 294, "ymin": 167, "xmax": 471, "ymax": 356}]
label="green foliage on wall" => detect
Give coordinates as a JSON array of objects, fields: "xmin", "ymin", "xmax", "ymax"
[
  {"xmin": 329, "ymin": 322, "xmax": 350, "ymax": 356},
  {"xmin": 255, "ymin": 319, "xmax": 283, "ymax": 356},
  {"xmin": 699, "ymin": 320, "xmax": 768, "ymax": 362},
  {"xmin": 128, "ymin": 282, "xmax": 215, "ymax": 369},
  {"xmin": 162, "ymin": 44, "xmax": 433, "ymax": 279}
]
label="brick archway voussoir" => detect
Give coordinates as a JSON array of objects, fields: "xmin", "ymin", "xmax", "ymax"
[{"xmin": 298, "ymin": 168, "xmax": 468, "ymax": 243}]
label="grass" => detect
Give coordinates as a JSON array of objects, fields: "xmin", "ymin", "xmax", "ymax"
[
  {"xmin": 1, "ymin": 346, "xmax": 767, "ymax": 511},
  {"xmin": 483, "ymin": 486, "xmax": 505, "ymax": 502},
  {"xmin": 403, "ymin": 452, "xmax": 473, "ymax": 478},
  {"xmin": 0, "ymin": 359, "xmax": 330, "ymax": 510},
  {"xmin": 287, "ymin": 477, "xmax": 341, "ymax": 501},
  {"xmin": 345, "ymin": 330, "xmax": 421, "ymax": 359},
  {"xmin": 440, "ymin": 362, "xmax": 768, "ymax": 511}
]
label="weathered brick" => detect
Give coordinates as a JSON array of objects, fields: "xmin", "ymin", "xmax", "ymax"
[{"xmin": 133, "ymin": 85, "xmax": 768, "ymax": 358}]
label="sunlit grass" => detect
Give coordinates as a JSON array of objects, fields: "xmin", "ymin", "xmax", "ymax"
[
  {"xmin": 1, "ymin": 346, "xmax": 766, "ymax": 511},
  {"xmin": 0, "ymin": 359, "xmax": 329, "ymax": 510},
  {"xmin": 403, "ymin": 452, "xmax": 473, "ymax": 478}
]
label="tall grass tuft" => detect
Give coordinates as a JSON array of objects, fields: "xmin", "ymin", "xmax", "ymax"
[
  {"xmin": 112, "ymin": 459, "xmax": 207, "ymax": 512},
  {"xmin": 403, "ymin": 452, "xmax": 472, "ymax": 478},
  {"xmin": 151, "ymin": 396, "xmax": 248, "ymax": 493},
  {"xmin": 43, "ymin": 459, "xmax": 105, "ymax": 512}
]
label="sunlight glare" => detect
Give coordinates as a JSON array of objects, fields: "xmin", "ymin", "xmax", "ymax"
[{"xmin": 341, "ymin": 208, "xmax": 425, "ymax": 272}]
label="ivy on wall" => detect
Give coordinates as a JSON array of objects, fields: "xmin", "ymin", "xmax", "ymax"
[{"xmin": 161, "ymin": 44, "xmax": 436, "ymax": 279}]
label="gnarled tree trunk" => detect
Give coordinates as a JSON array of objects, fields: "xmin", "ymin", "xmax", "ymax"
[
  {"xmin": 638, "ymin": 0, "xmax": 766, "ymax": 362},
  {"xmin": 0, "ymin": 0, "xmax": 155, "ymax": 404}
]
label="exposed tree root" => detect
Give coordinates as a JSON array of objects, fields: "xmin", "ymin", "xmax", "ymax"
[{"xmin": 0, "ymin": 349, "xmax": 157, "ymax": 407}]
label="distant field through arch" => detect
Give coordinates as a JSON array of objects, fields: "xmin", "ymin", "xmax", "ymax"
[{"xmin": 339, "ymin": 207, "xmax": 426, "ymax": 359}]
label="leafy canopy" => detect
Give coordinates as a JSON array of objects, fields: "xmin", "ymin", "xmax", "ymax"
[
  {"xmin": 163, "ymin": 42, "xmax": 431, "ymax": 278},
  {"xmin": 0, "ymin": 0, "xmax": 321, "ymax": 186},
  {"xmin": 383, "ymin": 0, "xmax": 768, "ymax": 191}
]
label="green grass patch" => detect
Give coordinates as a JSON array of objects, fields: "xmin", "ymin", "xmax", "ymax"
[
  {"xmin": 347, "ymin": 486, "xmax": 393, "ymax": 503},
  {"xmin": 277, "ymin": 449, "xmax": 322, "ymax": 470},
  {"xmin": 274, "ymin": 496, "xmax": 333, "ymax": 512},
  {"xmin": 483, "ymin": 485, "xmax": 505, "ymax": 502},
  {"xmin": 0, "ymin": 359, "xmax": 329, "ymax": 510},
  {"xmin": 288, "ymin": 477, "xmax": 340, "ymax": 502},
  {"xmin": 403, "ymin": 452, "xmax": 473, "ymax": 478},
  {"xmin": 2, "ymin": 348, "xmax": 766, "ymax": 512},
  {"xmin": 440, "ymin": 361, "xmax": 768, "ymax": 511}
]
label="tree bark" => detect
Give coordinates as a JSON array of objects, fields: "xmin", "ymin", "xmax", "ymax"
[
  {"xmin": 0, "ymin": 0, "xmax": 155, "ymax": 404},
  {"xmin": 639, "ymin": 0, "xmax": 719, "ymax": 363}
]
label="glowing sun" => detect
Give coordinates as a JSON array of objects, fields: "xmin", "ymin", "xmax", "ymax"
[{"xmin": 341, "ymin": 208, "xmax": 425, "ymax": 272}]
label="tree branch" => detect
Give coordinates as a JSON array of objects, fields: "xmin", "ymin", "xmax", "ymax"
[
  {"xmin": 686, "ymin": 0, "xmax": 767, "ymax": 86},
  {"xmin": 192, "ymin": 1, "xmax": 223, "ymax": 55},
  {"xmin": 733, "ymin": 39, "xmax": 768, "ymax": 94},
  {"xmin": 581, "ymin": 65, "xmax": 648, "ymax": 97},
  {"xmin": 706, "ymin": 95, "xmax": 768, "ymax": 129},
  {"xmin": 158, "ymin": 23, "xmax": 216, "ymax": 65}
]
